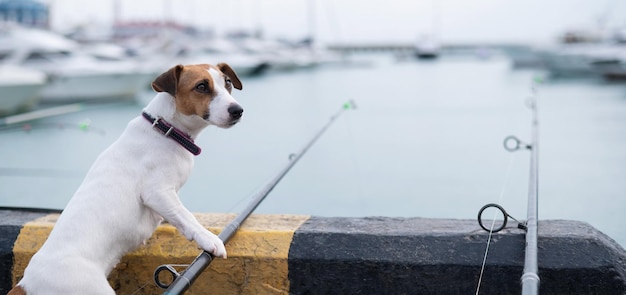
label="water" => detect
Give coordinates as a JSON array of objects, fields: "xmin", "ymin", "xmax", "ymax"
[{"xmin": 1, "ymin": 54, "xmax": 625, "ymax": 248}]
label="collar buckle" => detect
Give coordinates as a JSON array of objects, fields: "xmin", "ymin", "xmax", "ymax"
[{"xmin": 152, "ymin": 118, "xmax": 160, "ymax": 127}]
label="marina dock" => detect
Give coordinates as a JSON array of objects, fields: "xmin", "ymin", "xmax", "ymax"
[{"xmin": 1, "ymin": 209, "xmax": 624, "ymax": 294}]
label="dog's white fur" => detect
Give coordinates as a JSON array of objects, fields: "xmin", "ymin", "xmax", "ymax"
[{"xmin": 12, "ymin": 64, "xmax": 243, "ymax": 295}]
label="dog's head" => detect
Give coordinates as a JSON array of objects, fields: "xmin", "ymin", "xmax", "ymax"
[{"xmin": 152, "ymin": 63, "xmax": 243, "ymax": 128}]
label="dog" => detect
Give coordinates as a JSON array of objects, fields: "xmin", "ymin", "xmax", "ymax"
[{"xmin": 8, "ymin": 63, "xmax": 244, "ymax": 295}]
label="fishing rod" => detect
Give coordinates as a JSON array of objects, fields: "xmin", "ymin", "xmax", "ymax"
[
  {"xmin": 0, "ymin": 167, "xmax": 85, "ymax": 178},
  {"xmin": 520, "ymin": 87, "xmax": 540, "ymax": 295},
  {"xmin": 476, "ymin": 82, "xmax": 540, "ymax": 295},
  {"xmin": 0, "ymin": 120, "xmax": 106, "ymax": 135},
  {"xmin": 153, "ymin": 100, "xmax": 357, "ymax": 295},
  {"xmin": 0, "ymin": 103, "xmax": 83, "ymax": 126},
  {"xmin": 0, "ymin": 103, "xmax": 111, "ymax": 135}
]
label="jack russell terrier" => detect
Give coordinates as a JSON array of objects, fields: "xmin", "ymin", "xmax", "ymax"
[{"xmin": 9, "ymin": 63, "xmax": 243, "ymax": 295}]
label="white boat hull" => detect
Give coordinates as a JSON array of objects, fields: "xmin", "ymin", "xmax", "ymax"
[
  {"xmin": 40, "ymin": 71, "xmax": 154, "ymax": 103},
  {"xmin": 538, "ymin": 44, "xmax": 624, "ymax": 77},
  {"xmin": 0, "ymin": 65, "xmax": 47, "ymax": 116},
  {"xmin": 0, "ymin": 83, "xmax": 45, "ymax": 115}
]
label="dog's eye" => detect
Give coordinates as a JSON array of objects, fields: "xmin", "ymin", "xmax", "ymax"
[
  {"xmin": 225, "ymin": 78, "xmax": 232, "ymax": 88},
  {"xmin": 195, "ymin": 82, "xmax": 209, "ymax": 93}
]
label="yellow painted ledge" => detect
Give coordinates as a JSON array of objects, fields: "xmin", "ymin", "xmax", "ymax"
[{"xmin": 12, "ymin": 213, "xmax": 310, "ymax": 295}]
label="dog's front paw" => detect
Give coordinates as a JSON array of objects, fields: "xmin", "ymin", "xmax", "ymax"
[{"xmin": 194, "ymin": 230, "xmax": 227, "ymax": 259}]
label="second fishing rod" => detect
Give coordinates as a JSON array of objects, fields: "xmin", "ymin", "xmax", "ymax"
[{"xmin": 154, "ymin": 100, "xmax": 357, "ymax": 295}]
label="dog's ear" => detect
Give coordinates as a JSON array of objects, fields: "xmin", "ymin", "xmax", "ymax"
[
  {"xmin": 217, "ymin": 63, "xmax": 242, "ymax": 90},
  {"xmin": 152, "ymin": 65, "xmax": 184, "ymax": 96}
]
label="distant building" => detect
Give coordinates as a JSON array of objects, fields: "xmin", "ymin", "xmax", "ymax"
[{"xmin": 0, "ymin": 0, "xmax": 48, "ymax": 28}]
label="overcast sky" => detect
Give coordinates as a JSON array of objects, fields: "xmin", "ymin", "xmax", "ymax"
[{"xmin": 45, "ymin": 0, "xmax": 626, "ymax": 44}]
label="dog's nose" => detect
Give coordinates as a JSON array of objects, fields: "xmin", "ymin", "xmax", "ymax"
[{"xmin": 228, "ymin": 104, "xmax": 244, "ymax": 119}]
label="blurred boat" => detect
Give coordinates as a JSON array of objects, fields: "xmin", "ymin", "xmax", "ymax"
[
  {"xmin": 176, "ymin": 38, "xmax": 270, "ymax": 76},
  {"xmin": 589, "ymin": 49, "xmax": 626, "ymax": 80},
  {"xmin": 592, "ymin": 59, "xmax": 626, "ymax": 80},
  {"xmin": 501, "ymin": 45, "xmax": 545, "ymax": 68},
  {"xmin": 537, "ymin": 44, "xmax": 623, "ymax": 77},
  {"xmin": 237, "ymin": 38, "xmax": 316, "ymax": 71},
  {"xmin": 414, "ymin": 35, "xmax": 440, "ymax": 60},
  {"xmin": 0, "ymin": 65, "xmax": 46, "ymax": 116},
  {"xmin": 239, "ymin": 37, "xmax": 353, "ymax": 71},
  {"xmin": 504, "ymin": 28, "xmax": 624, "ymax": 76},
  {"xmin": 0, "ymin": 26, "xmax": 155, "ymax": 103}
]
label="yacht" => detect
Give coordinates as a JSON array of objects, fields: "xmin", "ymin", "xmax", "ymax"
[
  {"xmin": 0, "ymin": 26, "xmax": 155, "ymax": 103},
  {"xmin": 0, "ymin": 65, "xmax": 46, "ymax": 116},
  {"xmin": 176, "ymin": 38, "xmax": 270, "ymax": 77}
]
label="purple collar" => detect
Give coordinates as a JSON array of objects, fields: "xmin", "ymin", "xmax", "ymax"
[{"xmin": 142, "ymin": 112, "xmax": 202, "ymax": 156}]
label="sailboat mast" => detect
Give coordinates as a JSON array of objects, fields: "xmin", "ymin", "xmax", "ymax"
[{"xmin": 307, "ymin": 0, "xmax": 316, "ymax": 46}]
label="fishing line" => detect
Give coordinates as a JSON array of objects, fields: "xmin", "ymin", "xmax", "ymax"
[
  {"xmin": 475, "ymin": 76, "xmax": 541, "ymax": 294},
  {"xmin": 224, "ymin": 188, "xmax": 257, "ymax": 214},
  {"xmin": 206, "ymin": 102, "xmax": 359, "ymax": 216},
  {"xmin": 334, "ymin": 99, "xmax": 365, "ymax": 205},
  {"xmin": 129, "ymin": 280, "xmax": 153, "ymax": 295},
  {"xmin": 475, "ymin": 152, "xmax": 516, "ymax": 295},
  {"xmin": 224, "ymin": 165, "xmax": 285, "ymax": 214}
]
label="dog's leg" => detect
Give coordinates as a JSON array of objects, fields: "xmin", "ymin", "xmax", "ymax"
[{"xmin": 142, "ymin": 192, "xmax": 227, "ymax": 258}]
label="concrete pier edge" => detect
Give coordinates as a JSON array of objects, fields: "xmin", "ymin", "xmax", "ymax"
[{"xmin": 1, "ymin": 209, "xmax": 625, "ymax": 294}]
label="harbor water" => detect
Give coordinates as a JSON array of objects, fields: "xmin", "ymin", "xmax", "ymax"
[{"xmin": 1, "ymin": 54, "xmax": 625, "ymax": 247}]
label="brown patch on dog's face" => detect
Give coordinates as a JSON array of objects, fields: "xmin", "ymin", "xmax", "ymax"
[{"xmin": 174, "ymin": 64, "xmax": 216, "ymax": 117}]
